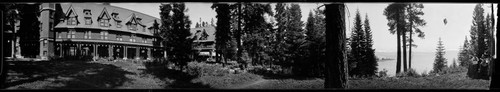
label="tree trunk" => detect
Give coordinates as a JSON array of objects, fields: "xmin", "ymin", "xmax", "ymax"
[
  {"xmin": 236, "ymin": 3, "xmax": 243, "ymax": 70},
  {"xmin": 324, "ymin": 3, "xmax": 348, "ymax": 89},
  {"xmin": 396, "ymin": 13, "xmax": 402, "ymax": 74},
  {"xmin": 403, "ymin": 26, "xmax": 407, "ymax": 72},
  {"xmin": 409, "ymin": 22, "xmax": 413, "ymax": 69},
  {"xmin": 490, "ymin": 3, "xmax": 499, "ymax": 89}
]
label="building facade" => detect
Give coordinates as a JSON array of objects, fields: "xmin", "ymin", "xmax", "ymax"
[
  {"xmin": 31, "ymin": 3, "xmax": 164, "ymax": 60},
  {"xmin": 190, "ymin": 25, "xmax": 216, "ymax": 61}
]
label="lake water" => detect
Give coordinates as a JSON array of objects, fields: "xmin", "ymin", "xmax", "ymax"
[{"xmin": 376, "ymin": 50, "xmax": 459, "ymax": 76}]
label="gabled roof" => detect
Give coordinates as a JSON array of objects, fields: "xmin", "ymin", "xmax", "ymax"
[
  {"xmin": 65, "ymin": 5, "xmax": 78, "ymax": 18},
  {"xmin": 125, "ymin": 13, "xmax": 137, "ymax": 24},
  {"xmin": 98, "ymin": 7, "xmax": 111, "ymax": 20},
  {"xmin": 55, "ymin": 3, "xmax": 161, "ymax": 36},
  {"xmin": 124, "ymin": 13, "xmax": 146, "ymax": 27}
]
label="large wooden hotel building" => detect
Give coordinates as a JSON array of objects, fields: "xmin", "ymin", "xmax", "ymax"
[{"xmin": 4, "ymin": 3, "xmax": 167, "ymax": 60}]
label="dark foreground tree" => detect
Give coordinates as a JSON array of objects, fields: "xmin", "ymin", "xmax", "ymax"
[
  {"xmin": 433, "ymin": 38, "xmax": 447, "ymax": 73},
  {"xmin": 212, "ymin": 3, "xmax": 231, "ymax": 67},
  {"xmin": 159, "ymin": 3, "xmax": 193, "ymax": 70},
  {"xmin": 324, "ymin": 3, "xmax": 348, "ymax": 89},
  {"xmin": 489, "ymin": 3, "xmax": 499, "ymax": 89}
]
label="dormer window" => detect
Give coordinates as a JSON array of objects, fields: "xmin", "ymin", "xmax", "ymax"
[
  {"xmin": 68, "ymin": 17, "xmax": 77, "ymax": 25},
  {"xmin": 98, "ymin": 7, "xmax": 111, "ymax": 27},
  {"xmin": 66, "ymin": 5, "xmax": 78, "ymax": 25},
  {"xmin": 100, "ymin": 19, "xmax": 109, "ymax": 27},
  {"xmin": 111, "ymin": 12, "xmax": 122, "ymax": 28},
  {"xmin": 129, "ymin": 24, "xmax": 137, "ymax": 31},
  {"xmin": 83, "ymin": 9, "xmax": 92, "ymax": 25}
]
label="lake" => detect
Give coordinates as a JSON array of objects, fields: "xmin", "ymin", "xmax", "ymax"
[{"xmin": 376, "ymin": 50, "xmax": 459, "ymax": 76}]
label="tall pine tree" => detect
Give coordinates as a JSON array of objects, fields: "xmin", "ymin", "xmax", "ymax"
[
  {"xmin": 348, "ymin": 9, "xmax": 364, "ymax": 76},
  {"xmin": 362, "ymin": 14, "xmax": 378, "ymax": 77},
  {"xmin": 160, "ymin": 3, "xmax": 193, "ymax": 70},
  {"xmin": 433, "ymin": 38, "xmax": 447, "ymax": 73}
]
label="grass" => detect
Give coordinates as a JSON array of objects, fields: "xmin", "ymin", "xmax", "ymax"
[
  {"xmin": 5, "ymin": 59, "xmax": 164, "ymax": 89},
  {"xmin": 240, "ymin": 71, "xmax": 490, "ymax": 89},
  {"xmin": 4, "ymin": 59, "xmax": 491, "ymax": 89}
]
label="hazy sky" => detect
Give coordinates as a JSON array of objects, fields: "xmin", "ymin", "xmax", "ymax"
[{"xmin": 111, "ymin": 3, "xmax": 497, "ymax": 53}]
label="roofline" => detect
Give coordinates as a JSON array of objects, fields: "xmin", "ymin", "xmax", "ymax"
[{"xmin": 103, "ymin": 3, "xmax": 160, "ymax": 20}]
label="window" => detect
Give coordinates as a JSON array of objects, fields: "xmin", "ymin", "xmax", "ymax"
[
  {"xmin": 116, "ymin": 35, "xmax": 122, "ymax": 41},
  {"xmin": 58, "ymin": 32, "xmax": 62, "ymax": 38},
  {"xmin": 84, "ymin": 31, "xmax": 90, "ymax": 39},
  {"xmin": 67, "ymin": 17, "xmax": 77, "ymax": 25},
  {"xmin": 100, "ymin": 31, "xmax": 105, "ymax": 39},
  {"xmin": 85, "ymin": 18, "xmax": 92, "ymax": 25},
  {"xmin": 71, "ymin": 31, "xmax": 76, "ymax": 38},
  {"xmin": 130, "ymin": 35, "xmax": 135, "ymax": 42},
  {"xmin": 100, "ymin": 31, "xmax": 108, "ymax": 40},
  {"xmin": 100, "ymin": 19, "xmax": 109, "ymax": 27},
  {"xmin": 105, "ymin": 32, "xmax": 108, "ymax": 39},
  {"xmin": 129, "ymin": 24, "xmax": 137, "ymax": 31},
  {"xmin": 116, "ymin": 21, "xmax": 122, "ymax": 28},
  {"xmin": 67, "ymin": 30, "xmax": 76, "ymax": 38}
]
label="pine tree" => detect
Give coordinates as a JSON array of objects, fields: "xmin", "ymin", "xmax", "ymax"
[
  {"xmin": 362, "ymin": 13, "xmax": 378, "ymax": 76},
  {"xmin": 305, "ymin": 8, "xmax": 326, "ymax": 77},
  {"xmin": 433, "ymin": 38, "xmax": 447, "ymax": 73},
  {"xmin": 384, "ymin": 3, "xmax": 406, "ymax": 74},
  {"xmin": 348, "ymin": 9, "xmax": 364, "ymax": 76},
  {"xmin": 405, "ymin": 3, "xmax": 426, "ymax": 70},
  {"xmin": 452, "ymin": 58, "xmax": 458, "ymax": 68},
  {"xmin": 212, "ymin": 3, "xmax": 232, "ymax": 67},
  {"xmin": 160, "ymin": 3, "xmax": 193, "ymax": 70},
  {"xmin": 458, "ymin": 36, "xmax": 472, "ymax": 67}
]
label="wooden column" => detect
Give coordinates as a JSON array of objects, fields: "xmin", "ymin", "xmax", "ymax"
[
  {"xmin": 108, "ymin": 45, "xmax": 112, "ymax": 58},
  {"xmin": 148, "ymin": 48, "xmax": 152, "ymax": 60},
  {"xmin": 135, "ymin": 46, "xmax": 140, "ymax": 59},
  {"xmin": 94, "ymin": 44, "xmax": 97, "ymax": 57},
  {"xmin": 124, "ymin": 46, "xmax": 127, "ymax": 59}
]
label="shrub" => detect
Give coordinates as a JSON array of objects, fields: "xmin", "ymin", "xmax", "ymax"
[
  {"xmin": 421, "ymin": 70, "xmax": 429, "ymax": 77},
  {"xmin": 378, "ymin": 69, "xmax": 388, "ymax": 78},
  {"xmin": 187, "ymin": 62, "xmax": 229, "ymax": 77},
  {"xmin": 396, "ymin": 68, "xmax": 421, "ymax": 77},
  {"xmin": 193, "ymin": 72, "xmax": 262, "ymax": 88}
]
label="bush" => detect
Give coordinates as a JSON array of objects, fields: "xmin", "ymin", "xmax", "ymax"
[
  {"xmin": 396, "ymin": 68, "xmax": 421, "ymax": 77},
  {"xmin": 441, "ymin": 66, "xmax": 467, "ymax": 74},
  {"xmin": 193, "ymin": 72, "xmax": 262, "ymax": 88},
  {"xmin": 378, "ymin": 69, "xmax": 388, "ymax": 78},
  {"xmin": 187, "ymin": 62, "xmax": 229, "ymax": 77},
  {"xmin": 421, "ymin": 70, "xmax": 429, "ymax": 77}
]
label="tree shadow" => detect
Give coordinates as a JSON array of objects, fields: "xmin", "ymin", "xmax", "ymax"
[
  {"xmin": 142, "ymin": 61, "xmax": 211, "ymax": 89},
  {"xmin": 6, "ymin": 59, "xmax": 134, "ymax": 89}
]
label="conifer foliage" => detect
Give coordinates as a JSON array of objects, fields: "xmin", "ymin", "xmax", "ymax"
[{"xmin": 433, "ymin": 38, "xmax": 447, "ymax": 73}]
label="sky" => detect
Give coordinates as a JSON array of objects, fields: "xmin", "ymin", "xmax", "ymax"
[{"xmin": 111, "ymin": 3, "xmax": 497, "ymax": 53}]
